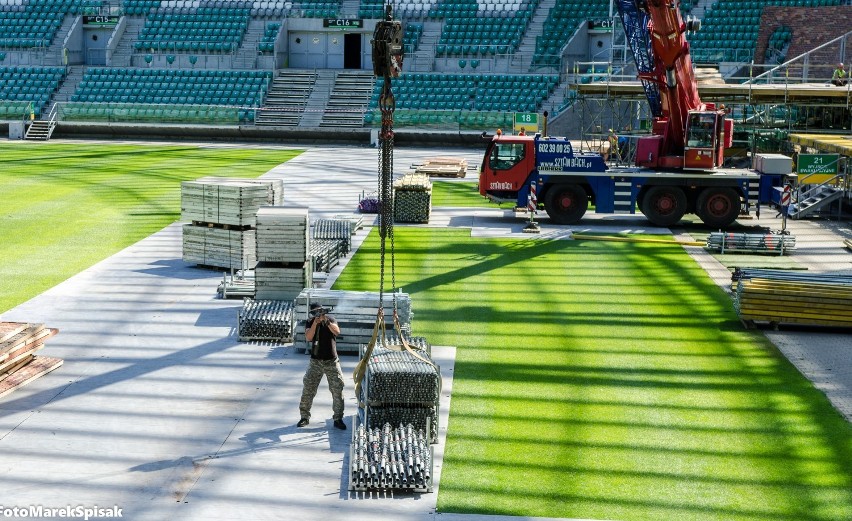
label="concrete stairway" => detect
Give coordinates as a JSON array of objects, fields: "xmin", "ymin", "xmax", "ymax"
[
  {"xmin": 514, "ymin": 0, "xmax": 554, "ymax": 73},
  {"xmin": 255, "ymin": 70, "xmax": 317, "ymax": 127},
  {"xmin": 410, "ymin": 21, "xmax": 440, "ymax": 72},
  {"xmin": 111, "ymin": 17, "xmax": 145, "ymax": 67},
  {"xmin": 41, "ymin": 14, "xmax": 77, "ymax": 66},
  {"xmin": 233, "ymin": 18, "xmax": 265, "ymax": 69},
  {"xmin": 47, "ymin": 65, "xmax": 85, "ymax": 106},
  {"xmin": 320, "ymin": 71, "xmax": 375, "ymax": 128},
  {"xmin": 299, "ymin": 70, "xmax": 335, "ymax": 127}
]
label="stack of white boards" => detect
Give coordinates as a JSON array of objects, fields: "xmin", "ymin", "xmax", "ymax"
[
  {"xmin": 293, "ymin": 289, "xmax": 413, "ymax": 354},
  {"xmin": 0, "ymin": 322, "xmax": 62, "ymax": 398},
  {"xmin": 255, "ymin": 207, "xmax": 311, "ymax": 300},
  {"xmin": 181, "ymin": 177, "xmax": 280, "ymax": 269}
]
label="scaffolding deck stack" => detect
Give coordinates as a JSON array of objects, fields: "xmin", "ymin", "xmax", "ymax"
[
  {"xmin": 181, "ymin": 178, "xmax": 272, "ymax": 269},
  {"xmin": 0, "ymin": 322, "xmax": 62, "ymax": 398},
  {"xmin": 293, "ymin": 289, "xmax": 413, "ymax": 354},
  {"xmin": 705, "ymin": 232, "xmax": 796, "ymax": 255},
  {"xmin": 254, "ymin": 207, "xmax": 311, "ymax": 301},
  {"xmin": 393, "ymin": 174, "xmax": 432, "ymax": 224}
]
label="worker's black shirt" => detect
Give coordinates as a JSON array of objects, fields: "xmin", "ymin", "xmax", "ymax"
[{"xmin": 307, "ymin": 316, "xmax": 339, "ymax": 360}]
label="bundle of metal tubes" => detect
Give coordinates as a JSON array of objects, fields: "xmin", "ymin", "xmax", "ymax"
[
  {"xmin": 237, "ymin": 298, "xmax": 294, "ymax": 342},
  {"xmin": 313, "ymin": 219, "xmax": 352, "ymax": 255},
  {"xmin": 706, "ymin": 232, "xmax": 796, "ymax": 253},
  {"xmin": 364, "ymin": 344, "xmax": 440, "ymax": 406},
  {"xmin": 351, "ymin": 422, "xmax": 431, "ymax": 491},
  {"xmin": 367, "ymin": 405, "xmax": 437, "ymax": 444}
]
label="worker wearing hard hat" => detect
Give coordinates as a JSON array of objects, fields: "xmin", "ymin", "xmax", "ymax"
[{"xmin": 831, "ymin": 63, "xmax": 847, "ymax": 86}]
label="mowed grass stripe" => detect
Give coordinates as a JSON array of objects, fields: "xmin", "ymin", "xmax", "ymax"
[
  {"xmin": 0, "ymin": 142, "xmax": 301, "ymax": 313},
  {"xmin": 334, "ymin": 227, "xmax": 852, "ymax": 521}
]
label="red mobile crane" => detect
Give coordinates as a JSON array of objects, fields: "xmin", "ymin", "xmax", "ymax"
[
  {"xmin": 627, "ymin": 0, "xmax": 733, "ymax": 170},
  {"xmin": 477, "ymin": 0, "xmax": 783, "ymax": 228}
]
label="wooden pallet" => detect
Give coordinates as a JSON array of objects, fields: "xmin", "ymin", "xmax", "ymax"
[
  {"xmin": 0, "ymin": 356, "xmax": 63, "ymax": 399},
  {"xmin": 413, "ymin": 157, "xmax": 467, "ymax": 178}
]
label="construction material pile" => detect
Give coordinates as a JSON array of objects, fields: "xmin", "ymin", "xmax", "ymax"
[
  {"xmin": 237, "ymin": 298, "xmax": 294, "ymax": 342},
  {"xmin": 705, "ymin": 232, "xmax": 796, "ymax": 254},
  {"xmin": 181, "ymin": 177, "xmax": 282, "ymax": 269},
  {"xmin": 255, "ymin": 207, "xmax": 311, "ymax": 300},
  {"xmin": 414, "ymin": 157, "xmax": 467, "ymax": 178},
  {"xmin": 217, "ymin": 270, "xmax": 255, "ymax": 299},
  {"xmin": 310, "ymin": 239, "xmax": 343, "ymax": 273},
  {"xmin": 732, "ymin": 269, "xmax": 852, "ymax": 328},
  {"xmin": 393, "ymin": 174, "xmax": 432, "ymax": 224},
  {"xmin": 1, "ymin": 322, "xmax": 62, "ymax": 398},
  {"xmin": 350, "ymin": 422, "xmax": 433, "ymax": 492},
  {"xmin": 313, "ymin": 218, "xmax": 354, "ymax": 255},
  {"xmin": 361, "ymin": 340, "xmax": 440, "ymax": 443},
  {"xmin": 293, "ymin": 289, "xmax": 413, "ymax": 354}
]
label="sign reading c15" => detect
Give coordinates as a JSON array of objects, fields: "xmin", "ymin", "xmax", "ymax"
[
  {"xmin": 324, "ymin": 19, "xmax": 364, "ymax": 28},
  {"xmin": 513, "ymin": 113, "xmax": 540, "ymax": 133}
]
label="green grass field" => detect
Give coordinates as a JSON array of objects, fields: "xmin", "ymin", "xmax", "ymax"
[
  {"xmin": 334, "ymin": 228, "xmax": 852, "ymax": 521},
  {"xmin": 0, "ymin": 142, "xmax": 301, "ymax": 313}
]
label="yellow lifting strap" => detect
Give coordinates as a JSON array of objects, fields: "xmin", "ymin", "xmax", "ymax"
[{"xmin": 352, "ymin": 307, "xmax": 436, "ymax": 404}]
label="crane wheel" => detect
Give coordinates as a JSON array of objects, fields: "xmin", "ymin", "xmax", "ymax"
[
  {"xmin": 641, "ymin": 186, "xmax": 687, "ymax": 227},
  {"xmin": 544, "ymin": 184, "xmax": 588, "ymax": 224},
  {"xmin": 696, "ymin": 187, "xmax": 741, "ymax": 228}
]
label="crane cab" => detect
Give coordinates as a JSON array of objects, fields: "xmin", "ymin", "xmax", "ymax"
[{"xmin": 684, "ymin": 110, "xmax": 733, "ymax": 170}]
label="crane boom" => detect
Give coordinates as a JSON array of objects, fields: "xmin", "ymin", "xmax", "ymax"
[{"xmin": 616, "ymin": 0, "xmax": 731, "ymax": 170}]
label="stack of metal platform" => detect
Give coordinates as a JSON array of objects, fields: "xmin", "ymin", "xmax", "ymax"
[
  {"xmin": 393, "ymin": 174, "xmax": 432, "ymax": 224},
  {"xmin": 181, "ymin": 178, "xmax": 272, "ymax": 269},
  {"xmin": 732, "ymin": 269, "xmax": 852, "ymax": 328},
  {"xmin": 0, "ymin": 322, "xmax": 62, "ymax": 398},
  {"xmin": 237, "ymin": 298, "xmax": 294, "ymax": 342},
  {"xmin": 313, "ymin": 218, "xmax": 355, "ymax": 255},
  {"xmin": 292, "ymin": 289, "xmax": 412, "ymax": 354},
  {"xmin": 705, "ymin": 232, "xmax": 796, "ymax": 255},
  {"xmin": 255, "ymin": 207, "xmax": 311, "ymax": 301}
]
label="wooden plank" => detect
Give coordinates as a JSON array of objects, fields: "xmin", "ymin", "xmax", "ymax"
[
  {"xmin": 0, "ymin": 322, "xmax": 31, "ymax": 343},
  {"xmin": 0, "ymin": 355, "xmax": 35, "ymax": 383},
  {"xmin": 0, "ymin": 356, "xmax": 63, "ymax": 399},
  {"xmin": 0, "ymin": 342, "xmax": 45, "ymax": 374},
  {"xmin": 0, "ymin": 326, "xmax": 55, "ymax": 361}
]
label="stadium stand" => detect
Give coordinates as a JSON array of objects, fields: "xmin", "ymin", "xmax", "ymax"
[
  {"xmin": 403, "ymin": 22, "xmax": 423, "ymax": 55},
  {"xmin": 366, "ymin": 72, "xmax": 558, "ymax": 127},
  {"xmin": 134, "ymin": 5, "xmax": 252, "ymax": 53},
  {"xmin": 0, "ymin": 66, "xmax": 66, "ymax": 118},
  {"xmin": 258, "ymin": 22, "xmax": 280, "ymax": 54},
  {"xmin": 71, "ymin": 67, "xmax": 272, "ymax": 104},
  {"xmin": 434, "ymin": 0, "xmax": 536, "ymax": 57},
  {"xmin": 533, "ymin": 0, "xmax": 609, "ymax": 68},
  {"xmin": 689, "ymin": 0, "xmax": 845, "ymax": 63}
]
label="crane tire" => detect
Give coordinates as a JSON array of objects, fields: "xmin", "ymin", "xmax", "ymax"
[
  {"xmin": 544, "ymin": 184, "xmax": 588, "ymax": 224},
  {"xmin": 641, "ymin": 186, "xmax": 687, "ymax": 227},
  {"xmin": 696, "ymin": 187, "xmax": 741, "ymax": 228}
]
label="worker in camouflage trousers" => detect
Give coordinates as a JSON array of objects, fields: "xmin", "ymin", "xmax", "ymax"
[{"xmin": 298, "ymin": 303, "xmax": 347, "ymax": 430}]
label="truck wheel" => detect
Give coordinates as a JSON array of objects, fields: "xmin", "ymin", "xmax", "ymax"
[
  {"xmin": 696, "ymin": 187, "xmax": 741, "ymax": 228},
  {"xmin": 545, "ymin": 184, "xmax": 588, "ymax": 224},
  {"xmin": 641, "ymin": 186, "xmax": 687, "ymax": 227}
]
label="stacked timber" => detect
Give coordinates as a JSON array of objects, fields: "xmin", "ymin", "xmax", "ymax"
[
  {"xmin": 733, "ymin": 269, "xmax": 852, "ymax": 328},
  {"xmin": 0, "ymin": 322, "xmax": 62, "ymax": 399},
  {"xmin": 705, "ymin": 232, "xmax": 796, "ymax": 254},
  {"xmin": 413, "ymin": 157, "xmax": 467, "ymax": 178},
  {"xmin": 181, "ymin": 178, "xmax": 271, "ymax": 269},
  {"xmin": 255, "ymin": 207, "xmax": 311, "ymax": 300},
  {"xmin": 393, "ymin": 174, "xmax": 432, "ymax": 224},
  {"xmin": 293, "ymin": 289, "xmax": 413, "ymax": 354},
  {"xmin": 238, "ymin": 298, "xmax": 294, "ymax": 342}
]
